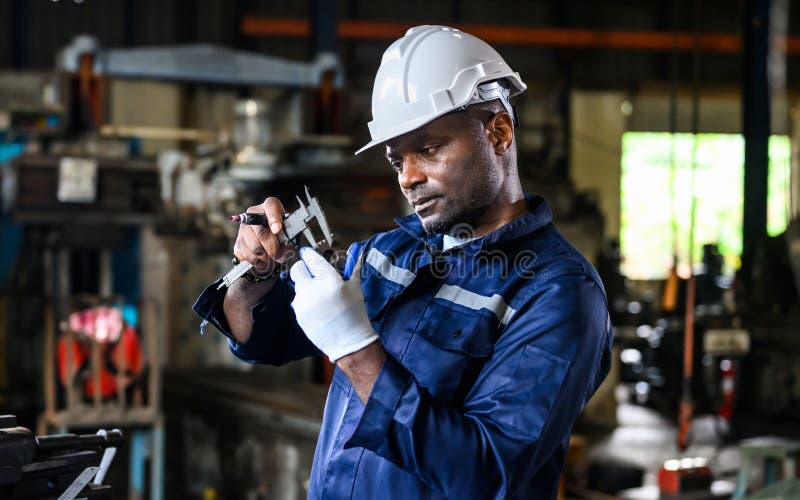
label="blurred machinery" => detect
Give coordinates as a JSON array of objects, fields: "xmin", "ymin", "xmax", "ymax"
[
  {"xmin": 612, "ymin": 237, "xmax": 800, "ymax": 452},
  {"xmin": 0, "ymin": 415, "xmax": 123, "ymax": 499},
  {"xmin": 657, "ymin": 457, "xmax": 712, "ymax": 497},
  {"xmin": 162, "ymin": 368, "xmax": 327, "ymax": 499},
  {"xmin": 230, "ymin": 98, "xmax": 276, "ymax": 179},
  {"xmin": 0, "ymin": 32, "xmax": 400, "ymax": 500},
  {"xmin": 615, "ymin": 252, "xmax": 754, "ymax": 441},
  {"xmin": 57, "ymin": 305, "xmax": 144, "ymax": 402}
]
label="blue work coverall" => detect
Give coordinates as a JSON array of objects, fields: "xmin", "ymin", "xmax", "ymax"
[{"xmin": 193, "ymin": 194, "xmax": 613, "ymax": 499}]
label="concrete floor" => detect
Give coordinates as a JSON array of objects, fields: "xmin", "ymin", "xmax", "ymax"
[{"xmin": 580, "ymin": 386, "xmax": 740, "ymax": 499}]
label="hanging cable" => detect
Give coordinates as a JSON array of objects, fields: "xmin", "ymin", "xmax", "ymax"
[{"xmin": 663, "ymin": 0, "xmax": 681, "ymax": 312}]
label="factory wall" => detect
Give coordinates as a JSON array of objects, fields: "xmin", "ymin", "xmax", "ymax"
[{"xmin": 570, "ymin": 91, "xmax": 626, "ymax": 240}]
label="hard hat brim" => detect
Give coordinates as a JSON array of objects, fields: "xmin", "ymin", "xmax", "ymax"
[
  {"xmin": 353, "ymin": 108, "xmax": 450, "ymax": 155},
  {"xmin": 354, "ymin": 137, "xmax": 384, "ymax": 156}
]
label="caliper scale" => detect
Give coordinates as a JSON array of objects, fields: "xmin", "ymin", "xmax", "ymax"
[{"xmin": 218, "ymin": 187, "xmax": 338, "ymax": 290}]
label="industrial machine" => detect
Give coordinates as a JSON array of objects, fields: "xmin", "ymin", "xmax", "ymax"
[
  {"xmin": 0, "ymin": 31, "xmax": 398, "ymax": 500},
  {"xmin": 0, "ymin": 415, "xmax": 123, "ymax": 499}
]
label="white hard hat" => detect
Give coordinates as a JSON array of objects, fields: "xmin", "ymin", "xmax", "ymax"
[{"xmin": 355, "ymin": 25, "xmax": 526, "ymax": 155}]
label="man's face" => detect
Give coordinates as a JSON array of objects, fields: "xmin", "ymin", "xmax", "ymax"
[{"xmin": 385, "ymin": 110, "xmax": 503, "ymax": 235}]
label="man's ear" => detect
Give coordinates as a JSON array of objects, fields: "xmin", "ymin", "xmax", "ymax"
[{"xmin": 487, "ymin": 111, "xmax": 514, "ymax": 155}]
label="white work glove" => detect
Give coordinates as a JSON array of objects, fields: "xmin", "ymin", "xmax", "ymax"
[{"xmin": 290, "ymin": 245, "xmax": 379, "ymax": 362}]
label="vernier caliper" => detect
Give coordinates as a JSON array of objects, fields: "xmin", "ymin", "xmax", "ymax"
[{"xmin": 217, "ymin": 186, "xmax": 336, "ymax": 289}]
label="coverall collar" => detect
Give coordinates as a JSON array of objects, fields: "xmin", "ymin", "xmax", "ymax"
[{"xmin": 394, "ymin": 194, "xmax": 553, "ymax": 252}]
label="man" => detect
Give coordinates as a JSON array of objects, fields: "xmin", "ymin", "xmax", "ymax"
[{"xmin": 194, "ymin": 25, "xmax": 612, "ymax": 499}]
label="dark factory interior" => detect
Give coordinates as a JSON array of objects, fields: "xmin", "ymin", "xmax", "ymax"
[{"xmin": 1, "ymin": 1, "xmax": 799, "ymax": 499}]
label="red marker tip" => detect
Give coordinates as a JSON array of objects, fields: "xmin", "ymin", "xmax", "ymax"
[{"xmin": 229, "ymin": 215, "xmax": 241, "ymax": 222}]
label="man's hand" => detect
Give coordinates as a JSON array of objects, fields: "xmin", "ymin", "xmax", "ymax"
[
  {"xmin": 224, "ymin": 196, "xmax": 292, "ymax": 344},
  {"xmin": 232, "ymin": 197, "xmax": 293, "ymax": 273},
  {"xmin": 337, "ymin": 342, "xmax": 387, "ymax": 403},
  {"xmin": 290, "ymin": 245, "xmax": 380, "ymax": 363}
]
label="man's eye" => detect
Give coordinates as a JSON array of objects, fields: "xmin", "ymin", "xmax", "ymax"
[
  {"xmin": 420, "ymin": 145, "xmax": 439, "ymax": 155},
  {"xmin": 389, "ymin": 160, "xmax": 402, "ymax": 172}
]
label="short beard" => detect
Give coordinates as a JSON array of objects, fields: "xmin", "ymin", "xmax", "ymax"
[{"xmin": 422, "ymin": 203, "xmax": 485, "ymax": 235}]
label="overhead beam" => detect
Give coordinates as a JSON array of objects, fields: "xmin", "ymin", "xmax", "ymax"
[{"xmin": 240, "ymin": 17, "xmax": 800, "ymax": 54}]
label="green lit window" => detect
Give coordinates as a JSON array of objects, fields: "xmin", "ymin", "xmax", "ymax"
[{"xmin": 620, "ymin": 132, "xmax": 790, "ymax": 280}]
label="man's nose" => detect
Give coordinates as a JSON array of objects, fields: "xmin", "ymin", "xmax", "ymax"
[{"xmin": 398, "ymin": 159, "xmax": 426, "ymax": 190}]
